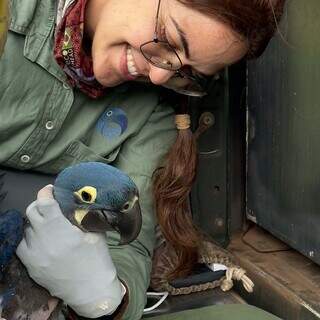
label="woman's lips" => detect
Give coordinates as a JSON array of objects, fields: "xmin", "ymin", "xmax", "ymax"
[{"xmin": 120, "ymin": 45, "xmax": 137, "ymax": 81}]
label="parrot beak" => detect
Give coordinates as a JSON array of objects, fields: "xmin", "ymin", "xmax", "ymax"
[
  {"xmin": 79, "ymin": 201, "xmax": 142, "ymax": 245},
  {"xmin": 116, "ymin": 201, "xmax": 142, "ymax": 245}
]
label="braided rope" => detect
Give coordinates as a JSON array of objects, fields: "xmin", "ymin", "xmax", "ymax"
[{"xmin": 221, "ymin": 267, "xmax": 254, "ymax": 293}]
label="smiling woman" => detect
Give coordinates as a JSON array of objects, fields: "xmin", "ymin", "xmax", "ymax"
[
  {"xmin": 84, "ymin": 0, "xmax": 249, "ymax": 90},
  {"xmin": 0, "ymin": 0, "xmax": 286, "ymax": 319}
]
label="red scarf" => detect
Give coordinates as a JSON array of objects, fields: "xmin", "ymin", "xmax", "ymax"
[{"xmin": 54, "ymin": 0, "xmax": 106, "ymax": 98}]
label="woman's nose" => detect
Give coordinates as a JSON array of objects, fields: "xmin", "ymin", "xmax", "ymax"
[{"xmin": 148, "ymin": 65, "xmax": 175, "ymax": 85}]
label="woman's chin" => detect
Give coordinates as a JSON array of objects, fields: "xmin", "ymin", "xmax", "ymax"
[{"xmin": 95, "ymin": 75, "xmax": 124, "ymax": 88}]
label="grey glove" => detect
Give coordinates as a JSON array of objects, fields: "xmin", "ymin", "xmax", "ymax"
[{"xmin": 16, "ymin": 185, "xmax": 126, "ymax": 318}]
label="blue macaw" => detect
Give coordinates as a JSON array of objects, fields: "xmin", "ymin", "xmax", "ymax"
[{"xmin": 0, "ymin": 162, "xmax": 142, "ymax": 320}]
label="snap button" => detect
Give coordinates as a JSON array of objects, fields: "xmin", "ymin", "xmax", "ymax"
[
  {"xmin": 45, "ymin": 121, "xmax": 54, "ymax": 130},
  {"xmin": 63, "ymin": 83, "xmax": 70, "ymax": 90},
  {"xmin": 21, "ymin": 155, "xmax": 31, "ymax": 163}
]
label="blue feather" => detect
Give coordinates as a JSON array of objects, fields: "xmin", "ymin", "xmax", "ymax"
[
  {"xmin": 0, "ymin": 210, "xmax": 24, "ymax": 280},
  {"xmin": 0, "ymin": 287, "xmax": 15, "ymax": 310}
]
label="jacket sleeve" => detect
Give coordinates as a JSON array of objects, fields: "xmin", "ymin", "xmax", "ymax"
[{"xmin": 107, "ymin": 100, "xmax": 177, "ymax": 320}]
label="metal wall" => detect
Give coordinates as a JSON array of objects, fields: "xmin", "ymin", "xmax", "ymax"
[
  {"xmin": 190, "ymin": 62, "xmax": 246, "ymax": 246},
  {"xmin": 247, "ymin": 0, "xmax": 320, "ymax": 264},
  {"xmin": 190, "ymin": 73, "xmax": 231, "ymax": 246}
]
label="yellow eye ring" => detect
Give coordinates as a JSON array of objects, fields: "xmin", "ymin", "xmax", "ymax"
[{"xmin": 74, "ymin": 186, "xmax": 97, "ymax": 204}]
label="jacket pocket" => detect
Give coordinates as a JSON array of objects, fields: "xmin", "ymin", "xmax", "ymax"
[{"xmin": 35, "ymin": 140, "xmax": 121, "ymax": 174}]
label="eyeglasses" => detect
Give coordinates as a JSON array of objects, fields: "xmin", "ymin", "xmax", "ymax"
[{"xmin": 139, "ymin": 0, "xmax": 208, "ymax": 97}]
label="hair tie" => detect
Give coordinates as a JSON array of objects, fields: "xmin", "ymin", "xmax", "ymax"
[{"xmin": 175, "ymin": 114, "xmax": 191, "ymax": 130}]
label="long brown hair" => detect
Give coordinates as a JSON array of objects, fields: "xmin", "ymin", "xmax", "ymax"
[
  {"xmin": 177, "ymin": 0, "xmax": 286, "ymax": 59},
  {"xmin": 153, "ymin": 0, "xmax": 286, "ymax": 279}
]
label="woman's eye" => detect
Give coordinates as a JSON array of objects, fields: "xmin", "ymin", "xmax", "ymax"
[
  {"xmin": 158, "ymin": 27, "xmax": 166, "ymax": 41},
  {"xmin": 160, "ymin": 27, "xmax": 171, "ymax": 45},
  {"xmin": 162, "ymin": 30, "xmax": 169, "ymax": 43}
]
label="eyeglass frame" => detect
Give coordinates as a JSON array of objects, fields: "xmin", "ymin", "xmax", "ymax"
[{"xmin": 139, "ymin": 0, "xmax": 208, "ymax": 96}]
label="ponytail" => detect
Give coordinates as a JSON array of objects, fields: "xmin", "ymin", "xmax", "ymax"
[{"xmin": 153, "ymin": 97, "xmax": 200, "ymax": 279}]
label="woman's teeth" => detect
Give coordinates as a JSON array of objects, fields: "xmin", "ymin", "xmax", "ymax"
[{"xmin": 127, "ymin": 47, "xmax": 139, "ymax": 76}]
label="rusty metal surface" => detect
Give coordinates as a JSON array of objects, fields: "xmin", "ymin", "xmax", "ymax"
[{"xmin": 228, "ymin": 230, "xmax": 320, "ymax": 320}]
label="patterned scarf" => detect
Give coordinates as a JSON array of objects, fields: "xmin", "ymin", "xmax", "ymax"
[{"xmin": 54, "ymin": 0, "xmax": 106, "ymax": 98}]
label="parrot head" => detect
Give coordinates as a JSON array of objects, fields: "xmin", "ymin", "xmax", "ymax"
[{"xmin": 53, "ymin": 162, "xmax": 142, "ymax": 245}]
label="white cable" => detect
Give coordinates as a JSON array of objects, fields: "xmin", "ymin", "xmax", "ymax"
[
  {"xmin": 207, "ymin": 263, "xmax": 228, "ymax": 272},
  {"xmin": 143, "ymin": 291, "xmax": 169, "ymax": 313}
]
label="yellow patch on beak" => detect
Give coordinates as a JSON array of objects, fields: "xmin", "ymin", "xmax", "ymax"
[{"xmin": 74, "ymin": 209, "xmax": 89, "ymax": 225}]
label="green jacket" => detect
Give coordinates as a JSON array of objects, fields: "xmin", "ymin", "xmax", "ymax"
[{"xmin": 0, "ymin": 0, "xmax": 176, "ymax": 319}]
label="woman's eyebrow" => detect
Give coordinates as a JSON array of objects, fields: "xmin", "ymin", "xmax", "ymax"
[{"xmin": 170, "ymin": 17, "xmax": 191, "ymax": 60}]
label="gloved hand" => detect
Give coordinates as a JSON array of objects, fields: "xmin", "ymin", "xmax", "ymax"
[{"xmin": 16, "ymin": 185, "xmax": 126, "ymax": 318}]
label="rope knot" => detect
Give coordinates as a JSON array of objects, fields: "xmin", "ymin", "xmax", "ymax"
[{"xmin": 220, "ymin": 267, "xmax": 254, "ymax": 293}]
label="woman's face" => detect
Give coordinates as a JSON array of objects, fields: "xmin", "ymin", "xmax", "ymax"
[{"xmin": 85, "ymin": 0, "xmax": 248, "ymax": 88}]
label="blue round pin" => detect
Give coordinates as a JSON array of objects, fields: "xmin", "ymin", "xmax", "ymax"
[{"xmin": 96, "ymin": 107, "xmax": 128, "ymax": 139}]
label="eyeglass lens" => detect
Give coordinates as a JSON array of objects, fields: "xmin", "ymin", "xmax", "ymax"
[
  {"xmin": 139, "ymin": 0, "xmax": 207, "ymax": 96},
  {"xmin": 140, "ymin": 41, "xmax": 181, "ymax": 71}
]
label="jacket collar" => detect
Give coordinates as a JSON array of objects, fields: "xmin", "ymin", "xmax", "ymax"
[
  {"xmin": 9, "ymin": 0, "xmax": 56, "ymax": 34},
  {"xmin": 9, "ymin": 0, "xmax": 56, "ymax": 56},
  {"xmin": 9, "ymin": 0, "xmax": 67, "ymax": 81}
]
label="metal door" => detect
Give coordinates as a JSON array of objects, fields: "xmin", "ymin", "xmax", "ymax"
[{"xmin": 247, "ymin": 0, "xmax": 320, "ymax": 264}]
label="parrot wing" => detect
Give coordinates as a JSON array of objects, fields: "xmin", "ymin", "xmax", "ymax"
[
  {"xmin": 0, "ymin": 172, "xmax": 61, "ymax": 320},
  {"xmin": 0, "ymin": 210, "xmax": 24, "ymax": 279},
  {"xmin": 0, "ymin": 257, "xmax": 61, "ymax": 320},
  {"xmin": 0, "ymin": 172, "xmax": 24, "ymax": 278}
]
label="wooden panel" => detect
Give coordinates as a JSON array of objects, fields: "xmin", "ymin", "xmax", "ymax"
[
  {"xmin": 229, "ymin": 229, "xmax": 320, "ymax": 320},
  {"xmin": 143, "ymin": 288, "xmax": 245, "ymax": 318}
]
